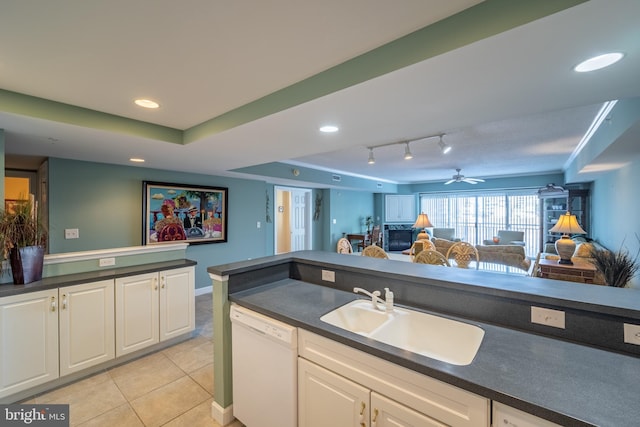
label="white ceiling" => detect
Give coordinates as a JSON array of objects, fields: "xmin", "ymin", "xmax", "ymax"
[{"xmin": 1, "ymin": 0, "xmax": 639, "ymax": 185}]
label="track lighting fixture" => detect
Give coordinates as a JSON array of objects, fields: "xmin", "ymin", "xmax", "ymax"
[
  {"xmin": 403, "ymin": 143, "xmax": 413, "ymax": 160},
  {"xmin": 438, "ymin": 135, "xmax": 451, "ymax": 154},
  {"xmin": 364, "ymin": 133, "xmax": 451, "ymax": 164}
]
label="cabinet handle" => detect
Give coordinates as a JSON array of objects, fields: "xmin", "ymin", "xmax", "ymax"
[
  {"xmin": 359, "ymin": 401, "xmax": 366, "ymax": 416},
  {"xmin": 154, "ymin": 277, "xmax": 158, "ymax": 290},
  {"xmin": 62, "ymin": 294, "xmax": 67, "ymax": 310},
  {"xmin": 51, "ymin": 296, "xmax": 56, "ymax": 312},
  {"xmin": 161, "ymin": 276, "xmax": 165, "ymax": 289},
  {"xmin": 372, "ymin": 408, "xmax": 379, "ymax": 424}
]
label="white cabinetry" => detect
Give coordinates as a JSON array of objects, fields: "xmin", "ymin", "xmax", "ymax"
[
  {"xmin": 0, "ymin": 289, "xmax": 59, "ymax": 399},
  {"xmin": 299, "ymin": 358, "xmax": 446, "ymax": 427},
  {"xmin": 385, "ymin": 195, "xmax": 415, "ymax": 223},
  {"xmin": 116, "ymin": 267, "xmax": 194, "ymax": 357},
  {"xmin": 493, "ymin": 402, "xmax": 561, "ymax": 427},
  {"xmin": 298, "ymin": 329, "xmax": 489, "ymax": 427},
  {"xmin": 59, "ymin": 280, "xmax": 115, "ymax": 376}
]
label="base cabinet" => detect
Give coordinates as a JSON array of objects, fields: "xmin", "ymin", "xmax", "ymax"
[
  {"xmin": 116, "ymin": 267, "xmax": 194, "ymax": 357},
  {"xmin": 59, "ymin": 279, "xmax": 115, "ymax": 376},
  {"xmin": 0, "ymin": 289, "xmax": 59, "ymax": 399},
  {"xmin": 298, "ymin": 329, "xmax": 489, "ymax": 427},
  {"xmin": 299, "ymin": 358, "xmax": 446, "ymax": 427}
]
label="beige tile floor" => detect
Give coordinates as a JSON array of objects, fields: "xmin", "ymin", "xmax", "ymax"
[{"xmin": 22, "ymin": 293, "xmax": 244, "ymax": 427}]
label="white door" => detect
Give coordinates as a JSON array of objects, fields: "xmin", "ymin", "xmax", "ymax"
[
  {"xmin": 275, "ymin": 186, "xmax": 312, "ymax": 253},
  {"xmin": 290, "ymin": 189, "xmax": 310, "ymax": 251},
  {"xmin": 59, "ymin": 280, "xmax": 115, "ymax": 376},
  {"xmin": 298, "ymin": 358, "xmax": 369, "ymax": 427},
  {"xmin": 115, "ymin": 272, "xmax": 159, "ymax": 356},
  {"xmin": 0, "ymin": 289, "xmax": 59, "ymax": 398},
  {"xmin": 159, "ymin": 267, "xmax": 195, "ymax": 341}
]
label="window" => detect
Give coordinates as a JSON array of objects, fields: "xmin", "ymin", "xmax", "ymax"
[{"xmin": 420, "ymin": 190, "xmax": 540, "ymax": 257}]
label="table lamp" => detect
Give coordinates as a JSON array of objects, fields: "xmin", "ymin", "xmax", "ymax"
[
  {"xmin": 548, "ymin": 212, "xmax": 586, "ymax": 265},
  {"xmin": 412, "ymin": 212, "xmax": 433, "ymax": 241}
]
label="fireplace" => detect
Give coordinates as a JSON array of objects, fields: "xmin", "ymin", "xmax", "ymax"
[{"xmin": 384, "ymin": 224, "xmax": 414, "ymax": 251}]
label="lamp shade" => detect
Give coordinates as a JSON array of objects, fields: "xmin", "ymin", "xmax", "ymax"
[
  {"xmin": 412, "ymin": 213, "xmax": 433, "ymax": 229},
  {"xmin": 549, "ymin": 212, "xmax": 586, "ymax": 235}
]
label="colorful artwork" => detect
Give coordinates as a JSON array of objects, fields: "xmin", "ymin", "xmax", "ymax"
[{"xmin": 143, "ymin": 181, "xmax": 227, "ymax": 245}]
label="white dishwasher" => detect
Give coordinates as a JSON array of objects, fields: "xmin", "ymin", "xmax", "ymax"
[{"xmin": 230, "ymin": 304, "xmax": 298, "ymax": 427}]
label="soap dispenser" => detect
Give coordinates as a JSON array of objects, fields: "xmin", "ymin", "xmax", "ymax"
[{"xmin": 384, "ymin": 287, "xmax": 394, "ymax": 312}]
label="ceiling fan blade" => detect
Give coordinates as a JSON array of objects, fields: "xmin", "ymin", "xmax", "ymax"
[{"xmin": 444, "ymin": 179, "xmax": 455, "ymax": 185}]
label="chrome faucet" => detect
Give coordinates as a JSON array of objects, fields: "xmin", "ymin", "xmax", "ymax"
[{"xmin": 353, "ymin": 287, "xmax": 394, "ymax": 312}]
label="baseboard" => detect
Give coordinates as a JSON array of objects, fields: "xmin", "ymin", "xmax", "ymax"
[
  {"xmin": 195, "ymin": 285, "xmax": 212, "ymax": 296},
  {"xmin": 211, "ymin": 401, "xmax": 235, "ymax": 426}
]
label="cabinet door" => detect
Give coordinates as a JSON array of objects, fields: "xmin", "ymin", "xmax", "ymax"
[
  {"xmin": 371, "ymin": 392, "xmax": 446, "ymax": 427},
  {"xmin": 0, "ymin": 289, "xmax": 59, "ymax": 398},
  {"xmin": 115, "ymin": 272, "xmax": 159, "ymax": 357},
  {"xmin": 385, "ymin": 195, "xmax": 416, "ymax": 223},
  {"xmin": 159, "ymin": 267, "xmax": 195, "ymax": 341},
  {"xmin": 59, "ymin": 280, "xmax": 115, "ymax": 376},
  {"xmin": 299, "ymin": 358, "xmax": 369, "ymax": 427}
]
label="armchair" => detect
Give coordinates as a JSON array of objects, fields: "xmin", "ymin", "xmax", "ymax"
[
  {"xmin": 432, "ymin": 228, "xmax": 460, "ymax": 241},
  {"xmin": 483, "ymin": 230, "xmax": 525, "ymax": 246}
]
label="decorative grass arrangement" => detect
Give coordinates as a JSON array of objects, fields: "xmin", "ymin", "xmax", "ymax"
[
  {"xmin": 589, "ymin": 237, "xmax": 639, "ymax": 288},
  {"xmin": 0, "ymin": 199, "xmax": 48, "ymax": 276}
]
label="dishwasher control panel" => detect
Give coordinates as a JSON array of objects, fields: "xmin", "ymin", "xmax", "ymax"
[{"xmin": 230, "ymin": 304, "xmax": 297, "ymax": 346}]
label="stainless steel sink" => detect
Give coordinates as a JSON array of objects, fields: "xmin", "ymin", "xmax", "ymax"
[{"xmin": 320, "ymin": 299, "xmax": 485, "ymax": 366}]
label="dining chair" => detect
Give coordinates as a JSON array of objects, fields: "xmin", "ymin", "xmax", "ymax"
[
  {"xmin": 446, "ymin": 241, "xmax": 479, "ymax": 269},
  {"xmin": 413, "ymin": 250, "xmax": 451, "ymax": 266},
  {"xmin": 362, "ymin": 244, "xmax": 389, "ymax": 259},
  {"xmin": 336, "ymin": 237, "xmax": 353, "ymax": 254}
]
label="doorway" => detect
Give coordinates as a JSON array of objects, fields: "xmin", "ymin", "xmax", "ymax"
[{"xmin": 274, "ymin": 187, "xmax": 312, "ymax": 254}]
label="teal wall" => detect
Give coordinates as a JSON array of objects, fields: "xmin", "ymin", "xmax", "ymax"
[
  {"xmin": 48, "ymin": 158, "xmax": 275, "ymax": 289},
  {"xmin": 326, "ymin": 189, "xmax": 375, "ymax": 251}
]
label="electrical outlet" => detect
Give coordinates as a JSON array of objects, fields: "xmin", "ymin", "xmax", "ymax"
[
  {"xmin": 99, "ymin": 257, "xmax": 115, "ymax": 267},
  {"xmin": 321, "ymin": 270, "xmax": 335, "ymax": 282},
  {"xmin": 64, "ymin": 228, "xmax": 79, "ymax": 239},
  {"xmin": 531, "ymin": 306, "xmax": 565, "ymax": 329},
  {"xmin": 623, "ymin": 323, "xmax": 640, "ymax": 345},
  {"xmin": 257, "ymin": 221, "xmax": 261, "ymax": 229}
]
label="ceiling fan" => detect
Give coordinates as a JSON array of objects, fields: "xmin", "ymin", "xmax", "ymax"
[{"xmin": 444, "ymin": 168, "xmax": 485, "ymax": 185}]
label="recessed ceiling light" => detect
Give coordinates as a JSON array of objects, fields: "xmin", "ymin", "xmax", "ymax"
[
  {"xmin": 129, "ymin": 158, "xmax": 145, "ymax": 163},
  {"xmin": 319, "ymin": 125, "xmax": 339, "ymax": 133},
  {"xmin": 574, "ymin": 52, "xmax": 624, "ymax": 72},
  {"xmin": 134, "ymin": 99, "xmax": 160, "ymax": 109}
]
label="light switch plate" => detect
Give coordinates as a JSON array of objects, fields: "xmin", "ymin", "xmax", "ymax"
[
  {"xmin": 531, "ymin": 306, "xmax": 565, "ymax": 329},
  {"xmin": 64, "ymin": 228, "xmax": 79, "ymax": 239}
]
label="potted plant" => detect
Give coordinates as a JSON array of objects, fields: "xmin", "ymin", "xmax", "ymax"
[
  {"xmin": 0, "ymin": 198, "xmax": 48, "ymax": 284},
  {"xmin": 365, "ymin": 216, "xmax": 374, "ymax": 234},
  {"xmin": 589, "ymin": 239, "xmax": 639, "ymax": 288}
]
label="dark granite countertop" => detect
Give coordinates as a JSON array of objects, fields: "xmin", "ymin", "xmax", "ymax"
[
  {"xmin": 0, "ymin": 259, "xmax": 197, "ymax": 298},
  {"xmin": 230, "ymin": 278, "xmax": 640, "ymax": 427}
]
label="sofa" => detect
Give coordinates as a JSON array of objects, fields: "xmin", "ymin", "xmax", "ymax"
[
  {"xmin": 431, "ymin": 228, "xmax": 460, "ymax": 242},
  {"xmin": 475, "ymin": 244, "xmax": 531, "ymax": 271},
  {"xmin": 433, "ymin": 238, "xmax": 530, "ymax": 271}
]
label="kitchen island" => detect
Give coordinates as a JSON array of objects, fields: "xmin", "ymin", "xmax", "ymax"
[{"xmin": 208, "ymin": 250, "xmax": 640, "ymax": 427}]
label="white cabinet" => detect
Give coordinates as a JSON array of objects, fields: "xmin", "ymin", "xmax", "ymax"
[
  {"xmin": 385, "ymin": 195, "xmax": 415, "ymax": 223},
  {"xmin": 116, "ymin": 267, "xmax": 194, "ymax": 357},
  {"xmin": 493, "ymin": 402, "xmax": 561, "ymax": 427},
  {"xmin": 0, "ymin": 289, "xmax": 59, "ymax": 399},
  {"xmin": 59, "ymin": 279, "xmax": 115, "ymax": 376},
  {"xmin": 299, "ymin": 358, "xmax": 447, "ymax": 427},
  {"xmin": 299, "ymin": 358, "xmax": 369, "ymax": 427},
  {"xmin": 298, "ymin": 329, "xmax": 489, "ymax": 427}
]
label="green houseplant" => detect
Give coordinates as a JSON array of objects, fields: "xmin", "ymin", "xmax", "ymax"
[{"xmin": 0, "ymin": 199, "xmax": 48, "ymax": 284}]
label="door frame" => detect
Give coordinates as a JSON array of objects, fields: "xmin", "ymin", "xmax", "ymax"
[{"xmin": 274, "ymin": 186, "xmax": 312, "ymax": 254}]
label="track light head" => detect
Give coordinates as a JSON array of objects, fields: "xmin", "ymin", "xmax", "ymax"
[
  {"xmin": 403, "ymin": 143, "xmax": 413, "ymax": 160},
  {"xmin": 438, "ymin": 136, "xmax": 451, "ymax": 154},
  {"xmin": 367, "ymin": 148, "xmax": 375, "ymax": 164}
]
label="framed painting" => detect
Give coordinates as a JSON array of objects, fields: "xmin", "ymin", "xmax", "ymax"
[{"xmin": 143, "ymin": 181, "xmax": 228, "ymax": 245}]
